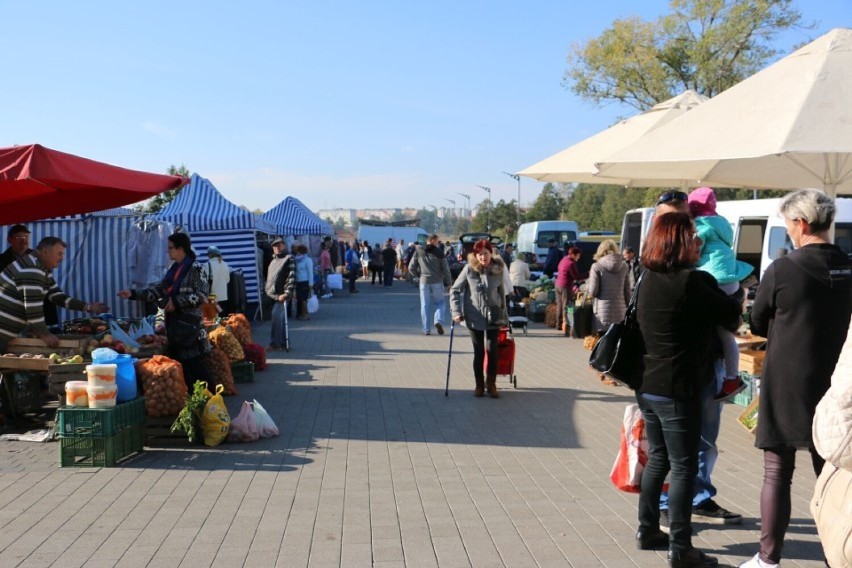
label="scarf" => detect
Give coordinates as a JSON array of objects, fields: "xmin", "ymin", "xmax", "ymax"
[{"xmin": 162, "ymin": 255, "xmax": 194, "ymax": 299}]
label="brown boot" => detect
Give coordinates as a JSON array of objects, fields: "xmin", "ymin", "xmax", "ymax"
[
  {"xmin": 474, "ymin": 377, "xmax": 485, "ymax": 397},
  {"xmin": 486, "ymin": 377, "xmax": 499, "ymax": 398}
]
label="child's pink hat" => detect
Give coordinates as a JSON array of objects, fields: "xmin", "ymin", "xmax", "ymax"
[{"xmin": 688, "ymin": 187, "xmax": 717, "ymax": 217}]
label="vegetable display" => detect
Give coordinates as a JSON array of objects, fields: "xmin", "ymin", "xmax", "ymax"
[
  {"xmin": 223, "ymin": 314, "xmax": 253, "ymax": 346},
  {"xmin": 207, "ymin": 348, "xmax": 238, "ymax": 395},
  {"xmin": 171, "ymin": 380, "xmax": 210, "ymax": 443},
  {"xmin": 135, "ymin": 355, "xmax": 188, "ymax": 417},
  {"xmin": 209, "ymin": 327, "xmax": 244, "ymax": 362}
]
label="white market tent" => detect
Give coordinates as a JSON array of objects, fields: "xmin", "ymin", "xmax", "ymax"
[{"xmin": 155, "ymin": 174, "xmax": 274, "ymax": 308}]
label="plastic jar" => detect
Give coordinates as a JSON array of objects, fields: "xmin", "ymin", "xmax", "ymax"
[
  {"xmin": 87, "ymin": 384, "xmax": 117, "ymax": 408},
  {"xmin": 65, "ymin": 381, "xmax": 89, "ymax": 407},
  {"xmin": 86, "ymin": 364, "xmax": 117, "ymax": 388}
]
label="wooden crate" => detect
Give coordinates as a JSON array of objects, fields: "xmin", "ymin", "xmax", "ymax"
[
  {"xmin": 735, "ymin": 334, "xmax": 766, "ymax": 350},
  {"xmin": 0, "ymin": 356, "xmax": 52, "ymax": 371},
  {"xmin": 739, "ymin": 349, "xmax": 765, "ymax": 375},
  {"xmin": 7, "ymin": 336, "xmax": 88, "ymax": 356},
  {"xmin": 47, "ymin": 363, "xmax": 88, "ymax": 403},
  {"xmin": 737, "ymin": 396, "xmax": 760, "ymax": 435}
]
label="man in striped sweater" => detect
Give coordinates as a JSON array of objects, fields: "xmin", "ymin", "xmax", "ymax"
[{"xmin": 0, "ymin": 237, "xmax": 108, "ymax": 351}]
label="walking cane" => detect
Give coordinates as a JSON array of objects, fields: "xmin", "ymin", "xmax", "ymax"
[{"xmin": 444, "ymin": 321, "xmax": 456, "ymax": 397}]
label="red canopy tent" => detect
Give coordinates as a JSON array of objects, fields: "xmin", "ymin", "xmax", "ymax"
[{"xmin": 0, "ymin": 144, "xmax": 188, "ymax": 224}]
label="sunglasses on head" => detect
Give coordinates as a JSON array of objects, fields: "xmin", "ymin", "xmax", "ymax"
[{"xmin": 657, "ymin": 191, "xmax": 688, "ymax": 205}]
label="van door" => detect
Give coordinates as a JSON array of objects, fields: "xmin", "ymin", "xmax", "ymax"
[
  {"xmin": 620, "ymin": 210, "xmax": 647, "ymax": 254},
  {"xmin": 732, "ymin": 217, "xmax": 767, "ymax": 280}
]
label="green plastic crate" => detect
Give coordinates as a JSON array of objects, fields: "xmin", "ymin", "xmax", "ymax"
[
  {"xmin": 58, "ymin": 397, "xmax": 146, "ymax": 438},
  {"xmin": 231, "ymin": 361, "xmax": 255, "ymax": 383},
  {"xmin": 731, "ymin": 374, "xmax": 755, "ymax": 407},
  {"xmin": 59, "ymin": 423, "xmax": 144, "ymax": 467}
]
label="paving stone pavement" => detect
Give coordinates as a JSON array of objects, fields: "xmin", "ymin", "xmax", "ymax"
[{"xmin": 0, "ymin": 279, "xmax": 828, "ymax": 567}]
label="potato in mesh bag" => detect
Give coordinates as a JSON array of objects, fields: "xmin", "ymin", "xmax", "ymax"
[
  {"xmin": 207, "ymin": 348, "xmax": 238, "ymax": 396},
  {"xmin": 209, "ymin": 326, "xmax": 245, "ymax": 362}
]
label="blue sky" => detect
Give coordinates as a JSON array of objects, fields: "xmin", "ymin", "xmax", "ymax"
[{"xmin": 2, "ymin": 1, "xmax": 850, "ymax": 214}]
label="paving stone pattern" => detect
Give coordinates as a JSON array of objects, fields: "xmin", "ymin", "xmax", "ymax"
[{"xmin": 0, "ymin": 280, "xmax": 828, "ymax": 567}]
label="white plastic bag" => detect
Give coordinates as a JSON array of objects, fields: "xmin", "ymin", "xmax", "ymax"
[
  {"xmin": 252, "ymin": 399, "xmax": 279, "ymax": 437},
  {"xmin": 327, "ymin": 273, "xmax": 343, "ymax": 290},
  {"xmin": 307, "ymin": 295, "xmax": 319, "ymax": 314},
  {"xmin": 228, "ymin": 401, "xmax": 260, "ymax": 443}
]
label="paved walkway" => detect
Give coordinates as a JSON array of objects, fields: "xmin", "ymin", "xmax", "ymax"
[{"xmin": 0, "ymin": 279, "xmax": 828, "ymax": 567}]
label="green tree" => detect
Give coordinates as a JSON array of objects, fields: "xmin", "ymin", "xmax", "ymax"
[
  {"xmin": 565, "ymin": 0, "xmax": 808, "ymax": 111},
  {"xmin": 145, "ymin": 164, "xmax": 190, "ymax": 213},
  {"xmin": 470, "ymin": 200, "xmax": 492, "ymax": 233},
  {"xmin": 525, "ymin": 183, "xmax": 565, "ymax": 222}
]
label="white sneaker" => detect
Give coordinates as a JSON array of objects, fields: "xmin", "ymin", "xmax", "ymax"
[{"xmin": 739, "ymin": 553, "xmax": 778, "ymax": 568}]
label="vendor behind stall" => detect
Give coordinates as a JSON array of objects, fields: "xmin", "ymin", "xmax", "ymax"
[{"xmin": 0, "ymin": 236, "xmax": 109, "ymax": 351}]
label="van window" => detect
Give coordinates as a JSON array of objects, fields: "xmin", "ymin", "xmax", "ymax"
[
  {"xmin": 536, "ymin": 230, "xmax": 578, "ymax": 248},
  {"xmin": 767, "ymin": 227, "xmax": 793, "ymax": 259},
  {"xmin": 622, "ymin": 213, "xmax": 643, "ymax": 254}
]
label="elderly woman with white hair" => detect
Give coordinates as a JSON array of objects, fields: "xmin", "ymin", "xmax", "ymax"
[{"xmin": 741, "ymin": 188, "xmax": 852, "ymax": 568}]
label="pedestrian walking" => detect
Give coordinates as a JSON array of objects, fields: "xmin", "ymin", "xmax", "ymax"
[{"xmin": 409, "ymin": 234, "xmax": 452, "ymax": 335}]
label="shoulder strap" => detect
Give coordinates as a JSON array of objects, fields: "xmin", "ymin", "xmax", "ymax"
[{"xmin": 624, "ymin": 271, "xmax": 645, "ymax": 323}]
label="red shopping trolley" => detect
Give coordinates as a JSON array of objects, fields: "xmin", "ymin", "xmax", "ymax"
[{"xmin": 484, "ymin": 326, "xmax": 517, "ymax": 388}]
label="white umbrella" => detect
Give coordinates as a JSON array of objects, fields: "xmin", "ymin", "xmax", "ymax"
[
  {"xmin": 596, "ymin": 28, "xmax": 852, "ymax": 199},
  {"xmin": 518, "ymin": 90, "xmax": 708, "ymax": 186}
]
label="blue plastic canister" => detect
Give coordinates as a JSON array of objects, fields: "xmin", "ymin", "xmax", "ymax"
[{"xmin": 93, "ymin": 353, "xmax": 138, "ymax": 403}]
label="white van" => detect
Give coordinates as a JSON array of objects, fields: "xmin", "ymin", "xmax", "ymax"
[
  {"xmin": 716, "ymin": 197, "xmax": 852, "ymax": 280},
  {"xmin": 516, "ymin": 220, "xmax": 580, "ymax": 264},
  {"xmin": 619, "ymin": 207, "xmax": 655, "ymax": 255},
  {"xmin": 357, "ymin": 225, "xmax": 428, "ymax": 247},
  {"xmin": 620, "ymin": 198, "xmax": 852, "ymax": 281}
]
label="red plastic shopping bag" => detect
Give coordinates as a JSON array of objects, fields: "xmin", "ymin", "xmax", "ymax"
[{"xmin": 610, "ymin": 404, "xmax": 648, "ymax": 493}]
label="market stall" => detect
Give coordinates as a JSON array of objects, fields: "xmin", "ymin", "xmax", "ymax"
[{"xmin": 155, "ymin": 174, "xmax": 275, "ymax": 316}]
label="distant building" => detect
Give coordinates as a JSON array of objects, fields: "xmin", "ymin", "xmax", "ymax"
[{"xmin": 317, "ymin": 208, "xmax": 357, "ymax": 227}]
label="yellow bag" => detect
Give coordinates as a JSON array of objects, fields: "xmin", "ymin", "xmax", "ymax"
[{"xmin": 201, "ymin": 384, "xmax": 231, "ymax": 446}]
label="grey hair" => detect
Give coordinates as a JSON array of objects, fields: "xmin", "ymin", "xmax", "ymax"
[
  {"xmin": 37, "ymin": 236, "xmax": 67, "ymax": 250},
  {"xmin": 778, "ymin": 189, "xmax": 835, "ymax": 232}
]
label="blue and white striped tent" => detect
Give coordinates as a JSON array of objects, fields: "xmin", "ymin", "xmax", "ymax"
[
  {"xmin": 0, "ymin": 209, "xmax": 173, "ymax": 321},
  {"xmin": 262, "ymin": 196, "xmax": 333, "ymax": 236},
  {"xmin": 155, "ymin": 174, "xmax": 273, "ymax": 306}
]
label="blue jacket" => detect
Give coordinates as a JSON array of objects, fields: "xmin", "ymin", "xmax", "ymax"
[{"xmin": 695, "ymin": 215, "xmax": 754, "ymax": 285}]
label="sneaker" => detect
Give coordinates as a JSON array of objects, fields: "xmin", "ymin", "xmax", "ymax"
[
  {"xmin": 715, "ymin": 377, "xmax": 747, "ymax": 402},
  {"xmin": 265, "ymin": 344, "xmax": 282, "ymax": 352},
  {"xmin": 423, "ymin": 330, "xmax": 431, "ymax": 335},
  {"xmin": 435, "ymin": 322, "xmax": 445, "ymax": 335},
  {"xmin": 738, "ymin": 553, "xmax": 778, "ymax": 568},
  {"xmin": 692, "ymin": 499, "xmax": 743, "ymax": 524},
  {"xmin": 659, "ymin": 509, "xmax": 670, "ymax": 534}
]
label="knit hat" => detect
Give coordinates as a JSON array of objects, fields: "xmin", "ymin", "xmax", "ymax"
[
  {"xmin": 688, "ymin": 187, "xmax": 718, "ymax": 217},
  {"xmin": 207, "ymin": 246, "xmax": 221, "ymax": 257},
  {"xmin": 271, "ymin": 237, "xmax": 285, "ymax": 246}
]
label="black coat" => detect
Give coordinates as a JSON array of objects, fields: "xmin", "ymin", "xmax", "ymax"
[
  {"xmin": 636, "ymin": 268, "xmax": 740, "ymax": 398},
  {"xmin": 750, "ymin": 244, "xmax": 852, "ymax": 449}
]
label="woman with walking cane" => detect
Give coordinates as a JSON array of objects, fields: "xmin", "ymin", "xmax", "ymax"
[{"xmin": 449, "ymin": 239, "xmax": 508, "ymax": 398}]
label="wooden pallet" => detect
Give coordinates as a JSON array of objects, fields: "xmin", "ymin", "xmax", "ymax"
[{"xmin": 144, "ymin": 415, "xmax": 193, "ymax": 446}]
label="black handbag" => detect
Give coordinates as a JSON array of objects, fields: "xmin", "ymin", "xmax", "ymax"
[
  {"xmin": 588, "ymin": 273, "xmax": 645, "ymax": 389},
  {"xmin": 166, "ymin": 311, "xmax": 202, "ymax": 348}
]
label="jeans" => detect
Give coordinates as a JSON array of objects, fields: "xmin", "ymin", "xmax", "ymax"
[
  {"xmin": 270, "ymin": 300, "xmax": 288, "ymax": 348},
  {"xmin": 636, "ymin": 393, "xmax": 703, "ymax": 552},
  {"xmin": 660, "ymin": 360, "xmax": 722, "ymax": 510},
  {"xmin": 419, "ymin": 282, "xmax": 447, "ymax": 332}
]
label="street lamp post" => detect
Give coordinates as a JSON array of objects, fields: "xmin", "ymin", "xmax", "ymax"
[
  {"xmin": 444, "ymin": 198, "xmax": 455, "ymax": 216},
  {"xmin": 475, "ymin": 185, "xmax": 491, "ymax": 232},
  {"xmin": 457, "ymin": 193, "xmax": 470, "ymax": 218},
  {"xmin": 502, "ymin": 171, "xmax": 521, "ymax": 227}
]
